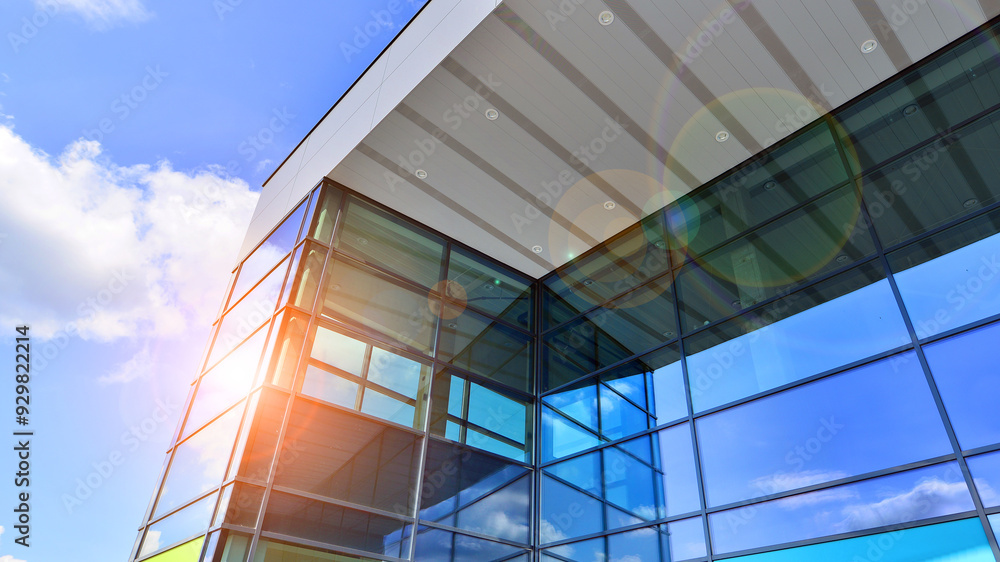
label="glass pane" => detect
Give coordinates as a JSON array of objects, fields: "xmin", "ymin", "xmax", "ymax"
[
  {"xmin": 836, "ymin": 23, "xmax": 1000, "ymax": 172},
  {"xmin": 668, "ymin": 123, "xmax": 847, "ymax": 261},
  {"xmin": 412, "ymin": 527, "xmax": 524, "ymax": 561},
  {"xmin": 545, "ymin": 452, "xmax": 601, "ymax": 496},
  {"xmin": 541, "ymin": 406, "xmax": 601, "ymax": 463},
  {"xmin": 543, "ymin": 537, "xmax": 605, "ymax": 562},
  {"xmin": 229, "ymin": 201, "xmax": 305, "ymax": 307},
  {"xmin": 604, "ymin": 445, "xmax": 658, "ymax": 524},
  {"xmin": 722, "ymin": 518, "xmax": 993, "ymax": 562},
  {"xmin": 667, "ymin": 517, "xmax": 707, "ymax": 561},
  {"xmin": 677, "ymin": 185, "xmax": 875, "ymax": 331},
  {"xmin": 438, "ymin": 304, "xmax": 532, "ymax": 393},
  {"xmin": 448, "ymin": 246, "xmax": 534, "ymax": 330},
  {"xmin": 990, "ymin": 514, "xmax": 1000, "ymax": 546},
  {"xmin": 207, "ymin": 530, "xmax": 252, "ymax": 562},
  {"xmin": 544, "ymin": 275, "xmax": 676, "ymax": 391},
  {"xmin": 253, "ymin": 539, "xmax": 385, "ymax": 561},
  {"xmin": 540, "ymin": 475, "xmax": 603, "ymax": 543},
  {"xmin": 430, "ymin": 371, "xmax": 531, "ymax": 462},
  {"xmin": 233, "ymin": 390, "xmax": 288, "ymax": 483},
  {"xmin": 310, "ymin": 185, "xmax": 343, "ymax": 244},
  {"xmin": 262, "ymin": 312, "xmax": 308, "ymax": 388},
  {"xmin": 697, "ymin": 353, "xmax": 953, "ymax": 507},
  {"xmin": 467, "ymin": 382, "xmax": 528, "ymax": 445},
  {"xmin": 277, "ymin": 399, "xmax": 421, "ymax": 514},
  {"xmin": 454, "ymin": 476, "xmax": 531, "ymax": 544},
  {"xmin": 300, "ymin": 364, "xmax": 359, "ymax": 408},
  {"xmin": 967, "ymin": 451, "xmax": 1000, "ymax": 508},
  {"xmin": 608, "ymin": 525, "xmax": 669, "ymax": 561},
  {"xmin": 262, "ymin": 491, "xmax": 409, "ymax": 558},
  {"xmin": 210, "ymin": 256, "xmax": 287, "ymax": 366},
  {"xmin": 544, "ymin": 215, "xmax": 671, "ymax": 327},
  {"xmin": 652, "ymin": 424, "xmax": 701, "ymax": 517},
  {"xmin": 599, "ymin": 384, "xmax": 648, "ymax": 441},
  {"xmin": 859, "ymin": 112, "xmax": 1000, "ymax": 249},
  {"xmin": 284, "ymin": 241, "xmax": 326, "ymax": 311},
  {"xmin": 710, "ymin": 462, "xmax": 974, "ymax": 554},
  {"xmin": 311, "ymin": 326, "xmax": 366, "ymax": 376},
  {"xmin": 214, "ymin": 483, "xmax": 264, "ymax": 528},
  {"xmin": 599, "ymin": 345, "xmax": 686, "ymax": 426},
  {"xmin": 155, "ymin": 406, "xmax": 242, "ymax": 517},
  {"xmin": 686, "ymin": 262, "xmax": 909, "ymax": 412},
  {"xmin": 890, "ymin": 211, "xmax": 1000, "ymax": 338},
  {"xmin": 334, "ymin": 196, "xmax": 445, "ymax": 288},
  {"xmin": 140, "ymin": 493, "xmax": 216, "ymax": 558},
  {"xmin": 368, "ymin": 346, "xmax": 428, "ymax": 400},
  {"xmin": 184, "ymin": 325, "xmax": 265, "ymax": 438},
  {"xmin": 360, "ymin": 388, "xmax": 417, "ymax": 427},
  {"xmin": 924, "ymin": 321, "xmax": 1000, "ymax": 450},
  {"xmin": 420, "ymin": 438, "xmax": 529, "ymax": 522},
  {"xmin": 142, "ymin": 537, "xmax": 204, "ymax": 562},
  {"xmin": 322, "ymin": 259, "xmax": 437, "ymax": 354},
  {"xmin": 543, "ymin": 381, "xmax": 599, "ymax": 433}
]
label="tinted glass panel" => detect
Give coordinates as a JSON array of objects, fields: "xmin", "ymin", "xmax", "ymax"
[
  {"xmin": 711, "ymin": 462, "xmax": 974, "ymax": 554},
  {"xmin": 142, "ymin": 537, "xmax": 204, "ymax": 562},
  {"xmin": 724, "ymin": 518, "xmax": 994, "ymax": 562},
  {"xmin": 263, "ymin": 491, "xmax": 409, "ymax": 558},
  {"xmin": 233, "ymin": 390, "xmax": 288, "ymax": 483},
  {"xmin": 607, "ymin": 525, "xmax": 669, "ymax": 561},
  {"xmin": 438, "ymin": 304, "xmax": 532, "ymax": 393},
  {"xmin": 283, "ymin": 241, "xmax": 326, "ymax": 311},
  {"xmin": 990, "ymin": 514, "xmax": 1000, "ymax": 546},
  {"xmin": 667, "ymin": 517, "xmax": 707, "ymax": 561},
  {"xmin": 277, "ymin": 400, "xmax": 421, "ymax": 514},
  {"xmin": 697, "ymin": 354, "xmax": 952, "ymax": 507},
  {"xmin": 140, "ymin": 493, "xmax": 216, "ymax": 558},
  {"xmin": 686, "ymin": 263, "xmax": 909, "ymax": 412},
  {"xmin": 448, "ymin": 246, "xmax": 533, "ymax": 330},
  {"xmin": 924, "ymin": 321, "xmax": 1000, "ymax": 450},
  {"xmin": 968, "ymin": 451, "xmax": 1000, "ymax": 508},
  {"xmin": 540, "ymin": 475, "xmax": 603, "ymax": 543},
  {"xmin": 541, "ymin": 406, "xmax": 601, "ymax": 463},
  {"xmin": 210, "ymin": 256, "xmax": 287, "ymax": 366},
  {"xmin": 412, "ymin": 527, "xmax": 524, "ymax": 561},
  {"xmin": 310, "ymin": 185, "xmax": 343, "ymax": 245},
  {"xmin": 430, "ymin": 372, "xmax": 531, "ymax": 462},
  {"xmin": 368, "ymin": 347, "xmax": 424, "ymax": 399},
  {"xmin": 890, "ymin": 212, "xmax": 1000, "ymax": 338},
  {"xmin": 543, "ymin": 537, "xmax": 605, "ymax": 562},
  {"xmin": 334, "ymin": 196, "xmax": 445, "ymax": 288},
  {"xmin": 453, "ymin": 476, "xmax": 531, "ymax": 544},
  {"xmin": 184, "ymin": 325, "xmax": 265, "ymax": 438},
  {"xmin": 214, "ymin": 482, "xmax": 264, "ymax": 528},
  {"xmin": 253, "ymin": 539, "xmax": 384, "ymax": 562},
  {"xmin": 322, "ymin": 259, "xmax": 437, "ymax": 353},
  {"xmin": 155, "ymin": 405, "xmax": 242, "ymax": 517},
  {"xmin": 229, "ymin": 201, "xmax": 304, "ymax": 307},
  {"xmin": 360, "ymin": 388, "xmax": 417, "ymax": 427},
  {"xmin": 300, "ymin": 364, "xmax": 359, "ymax": 409}
]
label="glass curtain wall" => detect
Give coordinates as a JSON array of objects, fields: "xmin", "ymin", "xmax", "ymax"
[{"xmin": 134, "ymin": 18, "xmax": 1000, "ymax": 562}]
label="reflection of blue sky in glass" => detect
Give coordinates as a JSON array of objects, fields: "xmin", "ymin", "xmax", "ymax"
[
  {"xmin": 895, "ymin": 232, "xmax": 1000, "ymax": 338},
  {"xmin": 599, "ymin": 384, "xmax": 648, "ymax": 440},
  {"xmin": 727, "ymin": 518, "xmax": 994, "ymax": 561},
  {"xmin": 697, "ymin": 353, "xmax": 952, "ymax": 506},
  {"xmin": 310, "ymin": 327, "xmax": 366, "ymax": 376},
  {"xmin": 990, "ymin": 514, "xmax": 1000, "ymax": 545},
  {"xmin": 454, "ymin": 476, "xmax": 530, "ymax": 544},
  {"xmin": 139, "ymin": 493, "xmax": 216, "ymax": 557},
  {"xmin": 368, "ymin": 346, "xmax": 423, "ymax": 399},
  {"xmin": 668, "ymin": 517, "xmax": 707, "ymax": 561},
  {"xmin": 711, "ymin": 462, "xmax": 974, "ymax": 554},
  {"xmin": 540, "ymin": 476, "xmax": 603, "ymax": 543},
  {"xmin": 230, "ymin": 201, "xmax": 305, "ymax": 304},
  {"xmin": 360, "ymin": 389, "xmax": 414, "ymax": 426},
  {"xmin": 469, "ymin": 382, "xmax": 526, "ymax": 444},
  {"xmin": 967, "ymin": 450, "xmax": 1000, "ymax": 508},
  {"xmin": 924, "ymin": 321, "xmax": 1000, "ymax": 450},
  {"xmin": 654, "ymin": 423, "xmax": 701, "ymax": 517},
  {"xmin": 687, "ymin": 279, "xmax": 908, "ymax": 412},
  {"xmin": 542, "ymin": 406, "xmax": 601, "ymax": 462},
  {"xmin": 651, "ymin": 360, "xmax": 687, "ymax": 424},
  {"xmin": 300, "ymin": 365, "xmax": 358, "ymax": 409},
  {"xmin": 545, "ymin": 383, "xmax": 599, "ymax": 431}
]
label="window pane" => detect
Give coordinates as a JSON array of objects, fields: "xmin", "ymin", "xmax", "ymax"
[
  {"xmin": 277, "ymin": 400, "xmax": 421, "ymax": 514},
  {"xmin": 229, "ymin": 201, "xmax": 305, "ymax": 307},
  {"xmin": 599, "ymin": 384, "xmax": 648, "ymax": 441},
  {"xmin": 652, "ymin": 424, "xmax": 701, "ymax": 517},
  {"xmin": 967, "ymin": 451, "xmax": 1000, "ymax": 508},
  {"xmin": 686, "ymin": 263, "xmax": 909, "ymax": 412},
  {"xmin": 468, "ymin": 382, "xmax": 527, "ymax": 445},
  {"xmin": 300, "ymin": 365, "xmax": 359, "ymax": 409},
  {"xmin": 667, "ymin": 517, "xmax": 707, "ymax": 561},
  {"xmin": 677, "ymin": 185, "xmax": 875, "ymax": 331},
  {"xmin": 438, "ymin": 304, "xmax": 532, "ymax": 393},
  {"xmin": 412, "ymin": 527, "xmax": 524, "ymax": 561},
  {"xmin": 140, "ymin": 493, "xmax": 216, "ymax": 558},
  {"xmin": 154, "ymin": 405, "xmax": 242, "ymax": 517},
  {"xmin": 669, "ymin": 123, "xmax": 847, "ymax": 261},
  {"xmin": 311, "ymin": 326, "xmax": 366, "ymax": 376},
  {"xmin": 420, "ymin": 439, "xmax": 529, "ymax": 522},
  {"xmin": 543, "ymin": 380, "xmax": 599, "ymax": 433},
  {"xmin": 540, "ymin": 475, "xmax": 603, "ymax": 543},
  {"xmin": 448, "ymin": 246, "xmax": 533, "ymax": 330},
  {"xmin": 262, "ymin": 491, "xmax": 410, "ymax": 558},
  {"xmin": 334, "ymin": 196, "xmax": 445, "ymax": 288},
  {"xmin": 214, "ymin": 483, "xmax": 264, "ymax": 528},
  {"xmin": 722, "ymin": 518, "xmax": 994, "ymax": 562},
  {"xmin": 260, "ymin": 311, "xmax": 307, "ymax": 389},
  {"xmin": 310, "ymin": 185, "xmax": 343, "ymax": 245},
  {"xmin": 142, "ymin": 537, "xmax": 204, "ymax": 562},
  {"xmin": 544, "ymin": 452, "xmax": 601, "ymax": 496},
  {"xmin": 368, "ymin": 347, "xmax": 426, "ymax": 399},
  {"xmin": 233, "ymin": 390, "xmax": 288, "ymax": 483},
  {"xmin": 454, "ymin": 476, "xmax": 531, "ymax": 544},
  {"xmin": 890, "ymin": 212, "xmax": 1000, "ymax": 338},
  {"xmin": 711, "ymin": 462, "xmax": 975, "ymax": 554},
  {"xmin": 697, "ymin": 353, "xmax": 953, "ymax": 507},
  {"xmin": 990, "ymin": 514, "xmax": 1000, "ymax": 546},
  {"xmin": 430, "ymin": 372, "xmax": 531, "ymax": 462},
  {"xmin": 283, "ymin": 241, "xmax": 326, "ymax": 312},
  {"xmin": 184, "ymin": 325, "xmax": 265, "ymax": 438},
  {"xmin": 360, "ymin": 388, "xmax": 417, "ymax": 427},
  {"xmin": 542, "ymin": 406, "xmax": 601, "ymax": 463},
  {"xmin": 254, "ymin": 539, "xmax": 385, "ymax": 562},
  {"xmin": 924, "ymin": 321, "xmax": 1000, "ymax": 450},
  {"xmin": 859, "ymin": 112, "xmax": 1000, "ymax": 249},
  {"xmin": 543, "ymin": 537, "xmax": 605, "ymax": 562},
  {"xmin": 210, "ymin": 256, "xmax": 287, "ymax": 366},
  {"xmin": 608, "ymin": 525, "xmax": 669, "ymax": 561},
  {"xmin": 322, "ymin": 259, "xmax": 437, "ymax": 354}
]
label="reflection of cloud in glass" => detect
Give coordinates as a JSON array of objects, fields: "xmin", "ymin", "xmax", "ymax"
[
  {"xmin": 835, "ymin": 478, "xmax": 973, "ymax": 533},
  {"xmin": 751, "ymin": 470, "xmax": 849, "ymax": 496},
  {"xmin": 973, "ymin": 478, "xmax": 998, "ymax": 506}
]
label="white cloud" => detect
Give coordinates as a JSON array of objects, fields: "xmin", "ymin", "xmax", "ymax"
[
  {"xmin": 751, "ymin": 470, "xmax": 849, "ymax": 496},
  {"xmin": 38, "ymin": 0, "xmax": 152, "ymax": 29},
  {"xmin": 0, "ymin": 555, "xmax": 28, "ymax": 562},
  {"xmin": 0, "ymin": 125, "xmax": 258, "ymax": 349},
  {"xmin": 835, "ymin": 478, "xmax": 973, "ymax": 533}
]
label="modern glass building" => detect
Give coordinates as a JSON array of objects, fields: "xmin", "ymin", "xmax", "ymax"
[{"xmin": 133, "ymin": 1, "xmax": 1000, "ymax": 561}]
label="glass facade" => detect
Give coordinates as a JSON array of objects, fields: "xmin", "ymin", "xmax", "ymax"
[{"xmin": 134, "ymin": 19, "xmax": 1000, "ymax": 562}]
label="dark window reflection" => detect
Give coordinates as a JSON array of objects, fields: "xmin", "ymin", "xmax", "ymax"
[
  {"xmin": 278, "ymin": 399, "xmax": 422, "ymax": 515},
  {"xmin": 448, "ymin": 246, "xmax": 533, "ymax": 330},
  {"xmin": 233, "ymin": 390, "xmax": 288, "ymax": 483},
  {"xmin": 412, "ymin": 527, "xmax": 526, "ymax": 561},
  {"xmin": 697, "ymin": 353, "xmax": 952, "ymax": 507},
  {"xmin": 438, "ymin": 305, "xmax": 533, "ymax": 393},
  {"xmin": 430, "ymin": 372, "xmax": 531, "ymax": 462},
  {"xmin": 263, "ymin": 491, "xmax": 410, "ymax": 558},
  {"xmin": 924, "ymin": 321, "xmax": 1000, "ymax": 450}
]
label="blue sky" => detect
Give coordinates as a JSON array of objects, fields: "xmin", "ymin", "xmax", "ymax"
[{"xmin": 0, "ymin": 1, "xmax": 426, "ymax": 560}]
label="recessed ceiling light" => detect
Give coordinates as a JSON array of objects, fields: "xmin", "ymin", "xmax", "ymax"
[
  {"xmin": 532, "ymin": 245, "xmax": 543, "ymax": 254},
  {"xmin": 861, "ymin": 39, "xmax": 878, "ymax": 53},
  {"xmin": 415, "ymin": 169, "xmax": 428, "ymax": 179},
  {"xmin": 485, "ymin": 108, "xmax": 499, "ymax": 120},
  {"xmin": 964, "ymin": 198, "xmax": 979, "ymax": 208},
  {"xmin": 654, "ymin": 240, "xmax": 667, "ymax": 249},
  {"xmin": 731, "ymin": 299, "xmax": 742, "ymax": 308},
  {"xmin": 836, "ymin": 255, "xmax": 850, "ymax": 264},
  {"xmin": 662, "ymin": 331, "xmax": 675, "ymax": 338},
  {"xmin": 357, "ymin": 236, "xmax": 368, "ymax": 246},
  {"xmin": 763, "ymin": 180, "xmax": 777, "ymax": 191},
  {"xmin": 716, "ymin": 130, "xmax": 730, "ymax": 142},
  {"xmin": 448, "ymin": 322, "xmax": 458, "ymax": 329},
  {"xmin": 598, "ymin": 10, "xmax": 614, "ymax": 25},
  {"xmin": 902, "ymin": 104, "xmax": 919, "ymax": 116},
  {"xmin": 331, "ymin": 284, "xmax": 341, "ymax": 291},
  {"xmin": 582, "ymin": 279, "xmax": 594, "ymax": 286},
  {"xmin": 603, "ymin": 201, "xmax": 616, "ymax": 210}
]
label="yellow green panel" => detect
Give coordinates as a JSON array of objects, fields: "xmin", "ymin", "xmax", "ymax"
[{"xmin": 144, "ymin": 537, "xmax": 204, "ymax": 562}]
